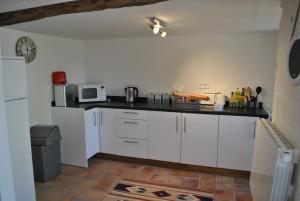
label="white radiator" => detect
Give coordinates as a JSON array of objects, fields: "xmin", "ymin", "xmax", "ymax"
[{"xmin": 250, "ymin": 119, "xmax": 296, "ymax": 201}]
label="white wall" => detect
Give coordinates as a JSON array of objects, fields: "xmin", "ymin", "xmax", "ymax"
[
  {"xmin": 272, "ymin": 0, "xmax": 300, "ymax": 200},
  {"xmin": 0, "ymin": 43, "xmax": 16, "ymax": 201},
  {"xmin": 0, "ymin": 28, "xmax": 85, "ymax": 125},
  {"xmin": 84, "ymin": 32, "xmax": 277, "ymax": 109}
]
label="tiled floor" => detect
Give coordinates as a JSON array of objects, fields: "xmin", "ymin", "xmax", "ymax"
[{"xmin": 35, "ymin": 157, "xmax": 252, "ymax": 201}]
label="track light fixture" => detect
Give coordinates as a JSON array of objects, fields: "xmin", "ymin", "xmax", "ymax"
[{"xmin": 149, "ymin": 17, "xmax": 167, "ymax": 38}]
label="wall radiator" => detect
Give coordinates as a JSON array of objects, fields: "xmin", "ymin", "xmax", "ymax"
[{"xmin": 250, "ymin": 119, "xmax": 296, "ymax": 201}]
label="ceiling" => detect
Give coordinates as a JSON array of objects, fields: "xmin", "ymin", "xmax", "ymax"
[{"xmin": 4, "ymin": 0, "xmax": 282, "ymax": 40}]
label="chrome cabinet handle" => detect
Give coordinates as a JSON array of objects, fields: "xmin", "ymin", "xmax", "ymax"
[
  {"xmin": 176, "ymin": 116, "xmax": 178, "ymax": 133},
  {"xmin": 124, "ymin": 140, "xmax": 138, "ymax": 144},
  {"xmin": 253, "ymin": 121, "xmax": 256, "ymax": 138},
  {"xmin": 93, "ymin": 112, "xmax": 96, "ymax": 126},
  {"xmin": 100, "ymin": 111, "xmax": 103, "ymax": 126},
  {"xmin": 183, "ymin": 117, "xmax": 187, "ymax": 133},
  {"xmin": 123, "ymin": 111, "xmax": 138, "ymax": 115},
  {"xmin": 123, "ymin": 121, "xmax": 138, "ymax": 125}
]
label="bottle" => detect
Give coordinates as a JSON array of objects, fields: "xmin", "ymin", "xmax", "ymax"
[{"xmin": 230, "ymin": 92, "xmax": 234, "ymax": 107}]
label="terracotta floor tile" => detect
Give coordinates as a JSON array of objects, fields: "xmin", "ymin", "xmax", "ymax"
[
  {"xmin": 181, "ymin": 176, "xmax": 199, "ymax": 190},
  {"xmin": 234, "ymin": 177, "xmax": 250, "ymax": 185},
  {"xmin": 215, "ymin": 183, "xmax": 235, "ymax": 192},
  {"xmin": 214, "ymin": 190, "xmax": 235, "ymax": 201},
  {"xmin": 63, "ymin": 189, "xmax": 107, "ymax": 201},
  {"xmin": 169, "ymin": 169, "xmax": 200, "ymax": 177},
  {"xmin": 236, "ymin": 191, "xmax": 252, "ymax": 201},
  {"xmin": 85, "ymin": 170, "xmax": 108, "ymax": 181},
  {"xmin": 234, "ymin": 183, "xmax": 251, "ymax": 193},
  {"xmin": 150, "ymin": 174, "xmax": 170, "ymax": 184},
  {"xmin": 35, "ymin": 158, "xmax": 252, "ymax": 201},
  {"xmin": 61, "ymin": 165, "xmax": 89, "ymax": 178},
  {"xmin": 94, "ymin": 174, "xmax": 118, "ymax": 192},
  {"xmin": 216, "ymin": 176, "xmax": 234, "ymax": 184},
  {"xmin": 198, "ymin": 174, "xmax": 216, "ymax": 193}
]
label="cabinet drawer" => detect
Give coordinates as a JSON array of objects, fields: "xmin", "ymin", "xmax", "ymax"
[
  {"xmin": 117, "ymin": 119, "xmax": 147, "ymax": 139},
  {"xmin": 117, "ymin": 109, "xmax": 146, "ymax": 120},
  {"xmin": 117, "ymin": 138, "xmax": 147, "ymax": 158}
]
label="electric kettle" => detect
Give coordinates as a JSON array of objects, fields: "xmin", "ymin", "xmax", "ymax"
[{"xmin": 124, "ymin": 86, "xmax": 139, "ymax": 102}]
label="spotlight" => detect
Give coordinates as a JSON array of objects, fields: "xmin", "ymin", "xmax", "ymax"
[
  {"xmin": 149, "ymin": 17, "xmax": 167, "ymax": 38},
  {"xmin": 153, "ymin": 26, "xmax": 160, "ymax": 34},
  {"xmin": 160, "ymin": 30, "xmax": 167, "ymax": 38}
]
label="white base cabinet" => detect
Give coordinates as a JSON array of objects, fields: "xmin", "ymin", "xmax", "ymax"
[
  {"xmin": 53, "ymin": 106, "xmax": 259, "ymax": 171},
  {"xmin": 117, "ymin": 138, "xmax": 147, "ymax": 158},
  {"xmin": 85, "ymin": 109, "xmax": 101, "ymax": 159},
  {"xmin": 99, "ymin": 108, "xmax": 117, "ymax": 154},
  {"xmin": 148, "ymin": 111, "xmax": 181, "ymax": 163},
  {"xmin": 52, "ymin": 107, "xmax": 100, "ymax": 167},
  {"xmin": 116, "ymin": 109, "xmax": 148, "ymax": 158},
  {"xmin": 181, "ymin": 113, "xmax": 218, "ymax": 167},
  {"xmin": 218, "ymin": 115, "xmax": 257, "ymax": 171}
]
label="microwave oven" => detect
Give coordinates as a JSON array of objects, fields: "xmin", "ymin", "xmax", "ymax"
[{"xmin": 78, "ymin": 84, "xmax": 106, "ymax": 102}]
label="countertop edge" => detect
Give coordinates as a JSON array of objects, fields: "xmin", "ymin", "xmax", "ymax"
[{"xmin": 53, "ymin": 103, "xmax": 269, "ymax": 119}]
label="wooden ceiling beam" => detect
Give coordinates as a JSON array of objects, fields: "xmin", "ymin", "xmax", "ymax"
[{"xmin": 0, "ymin": 0, "xmax": 168, "ymax": 26}]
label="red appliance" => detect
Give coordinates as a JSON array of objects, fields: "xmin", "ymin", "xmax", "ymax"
[{"xmin": 52, "ymin": 71, "xmax": 67, "ymax": 84}]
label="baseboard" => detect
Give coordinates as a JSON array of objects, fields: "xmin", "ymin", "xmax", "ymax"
[{"xmin": 96, "ymin": 153, "xmax": 250, "ymax": 178}]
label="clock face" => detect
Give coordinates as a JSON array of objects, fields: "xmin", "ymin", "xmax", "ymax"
[{"xmin": 15, "ymin": 36, "xmax": 37, "ymax": 63}]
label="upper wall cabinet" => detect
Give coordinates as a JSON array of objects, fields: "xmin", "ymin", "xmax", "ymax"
[
  {"xmin": 148, "ymin": 111, "xmax": 182, "ymax": 163},
  {"xmin": 218, "ymin": 115, "xmax": 257, "ymax": 171},
  {"xmin": 181, "ymin": 113, "xmax": 218, "ymax": 167}
]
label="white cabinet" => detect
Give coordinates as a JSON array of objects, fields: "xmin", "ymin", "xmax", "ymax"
[
  {"xmin": 99, "ymin": 108, "xmax": 117, "ymax": 154},
  {"xmin": 52, "ymin": 107, "xmax": 101, "ymax": 167},
  {"xmin": 116, "ymin": 138, "xmax": 147, "ymax": 158},
  {"xmin": 181, "ymin": 113, "xmax": 218, "ymax": 167},
  {"xmin": 147, "ymin": 111, "xmax": 181, "ymax": 162},
  {"xmin": 117, "ymin": 119, "xmax": 147, "ymax": 139},
  {"xmin": 2, "ymin": 57, "xmax": 27, "ymax": 100},
  {"xmin": 116, "ymin": 109, "xmax": 148, "ymax": 158},
  {"xmin": 85, "ymin": 108, "xmax": 101, "ymax": 159},
  {"xmin": 218, "ymin": 115, "xmax": 257, "ymax": 171}
]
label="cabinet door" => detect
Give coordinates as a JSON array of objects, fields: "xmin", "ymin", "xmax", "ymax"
[
  {"xmin": 2, "ymin": 58, "xmax": 27, "ymax": 100},
  {"xmin": 52, "ymin": 107, "xmax": 87, "ymax": 167},
  {"xmin": 6, "ymin": 99, "xmax": 36, "ymax": 201},
  {"xmin": 85, "ymin": 108, "xmax": 100, "ymax": 159},
  {"xmin": 218, "ymin": 115, "xmax": 257, "ymax": 171},
  {"xmin": 99, "ymin": 108, "xmax": 117, "ymax": 154},
  {"xmin": 148, "ymin": 111, "xmax": 181, "ymax": 162},
  {"xmin": 181, "ymin": 113, "xmax": 218, "ymax": 167}
]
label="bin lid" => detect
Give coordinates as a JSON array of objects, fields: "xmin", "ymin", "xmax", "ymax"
[{"xmin": 30, "ymin": 125, "xmax": 61, "ymax": 146}]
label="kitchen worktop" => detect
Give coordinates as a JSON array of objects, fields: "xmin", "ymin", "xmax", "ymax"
[{"xmin": 61, "ymin": 99, "xmax": 269, "ymax": 118}]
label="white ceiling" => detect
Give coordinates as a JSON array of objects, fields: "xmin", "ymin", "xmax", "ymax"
[{"xmin": 4, "ymin": 0, "xmax": 282, "ymax": 40}]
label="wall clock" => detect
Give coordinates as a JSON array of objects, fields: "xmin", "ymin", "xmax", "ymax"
[{"xmin": 15, "ymin": 36, "xmax": 37, "ymax": 63}]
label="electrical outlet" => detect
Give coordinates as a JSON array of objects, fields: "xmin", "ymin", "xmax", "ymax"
[{"xmin": 199, "ymin": 82, "xmax": 210, "ymax": 89}]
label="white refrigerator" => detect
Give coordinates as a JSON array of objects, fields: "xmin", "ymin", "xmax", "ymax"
[{"xmin": 2, "ymin": 57, "xmax": 36, "ymax": 201}]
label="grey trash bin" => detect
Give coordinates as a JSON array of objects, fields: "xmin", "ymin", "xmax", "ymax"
[{"xmin": 30, "ymin": 125, "xmax": 62, "ymax": 182}]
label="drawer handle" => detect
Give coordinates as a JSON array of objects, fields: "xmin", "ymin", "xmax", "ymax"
[
  {"xmin": 123, "ymin": 112, "xmax": 138, "ymax": 115},
  {"xmin": 124, "ymin": 140, "xmax": 138, "ymax": 144},
  {"xmin": 183, "ymin": 117, "xmax": 187, "ymax": 133},
  {"xmin": 123, "ymin": 121, "xmax": 138, "ymax": 125},
  {"xmin": 176, "ymin": 116, "xmax": 178, "ymax": 133}
]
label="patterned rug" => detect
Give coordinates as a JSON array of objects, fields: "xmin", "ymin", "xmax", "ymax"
[{"xmin": 103, "ymin": 179, "xmax": 214, "ymax": 201}]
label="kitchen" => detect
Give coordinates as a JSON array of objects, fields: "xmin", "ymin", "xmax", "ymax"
[{"xmin": 0, "ymin": 0, "xmax": 299, "ymax": 201}]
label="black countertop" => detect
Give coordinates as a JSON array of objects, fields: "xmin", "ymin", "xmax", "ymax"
[{"xmin": 62, "ymin": 100, "xmax": 269, "ymax": 118}]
